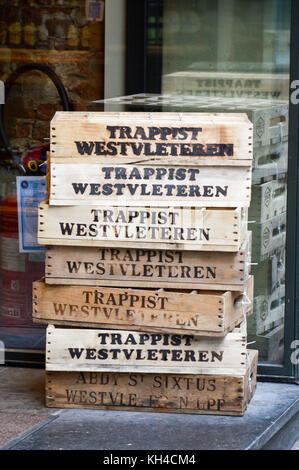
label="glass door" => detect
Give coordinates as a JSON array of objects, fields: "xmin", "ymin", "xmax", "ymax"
[{"xmin": 122, "ymin": 0, "xmax": 297, "ymax": 380}]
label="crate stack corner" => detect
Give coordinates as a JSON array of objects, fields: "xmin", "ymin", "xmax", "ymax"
[{"xmin": 33, "ymin": 111, "xmax": 258, "ymax": 416}]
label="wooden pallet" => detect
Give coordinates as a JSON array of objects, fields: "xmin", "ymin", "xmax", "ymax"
[
  {"xmin": 45, "ymin": 349, "xmax": 258, "ymax": 416},
  {"xmin": 49, "ymin": 158, "xmax": 252, "ymax": 208},
  {"xmin": 45, "ymin": 231, "xmax": 252, "ymax": 291},
  {"xmin": 249, "ymin": 177, "xmax": 287, "ymax": 223},
  {"xmin": 33, "ymin": 276, "xmax": 253, "ymax": 337},
  {"xmin": 45, "ymin": 322, "xmax": 248, "ymax": 376},
  {"xmin": 38, "ymin": 203, "xmax": 248, "ymax": 252}
]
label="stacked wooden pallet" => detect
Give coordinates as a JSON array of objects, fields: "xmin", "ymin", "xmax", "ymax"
[{"xmin": 33, "ymin": 111, "xmax": 258, "ymax": 415}]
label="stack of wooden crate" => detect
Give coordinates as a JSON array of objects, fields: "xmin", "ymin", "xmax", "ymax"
[
  {"xmin": 33, "ymin": 111, "xmax": 258, "ymax": 415},
  {"xmin": 93, "ymin": 92, "xmax": 288, "ymax": 361}
]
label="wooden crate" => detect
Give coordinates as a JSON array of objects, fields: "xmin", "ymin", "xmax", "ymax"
[
  {"xmin": 251, "ymin": 246, "xmax": 285, "ymax": 296},
  {"xmin": 248, "ymin": 325, "xmax": 284, "ymax": 363},
  {"xmin": 152, "ymin": 96, "xmax": 288, "ymax": 150},
  {"xmin": 99, "ymin": 94, "xmax": 288, "ymax": 153},
  {"xmin": 248, "ymin": 283, "xmax": 285, "ymax": 335},
  {"xmin": 137, "ymin": 95, "xmax": 288, "ymax": 182},
  {"xmin": 251, "ymin": 142, "xmax": 288, "ymax": 184},
  {"xmin": 251, "ymin": 212, "xmax": 286, "ymax": 262},
  {"xmin": 45, "ymin": 231, "xmax": 252, "ymax": 291},
  {"xmin": 49, "ymin": 158, "xmax": 252, "ymax": 208},
  {"xmin": 163, "ymin": 70, "xmax": 289, "ymax": 100},
  {"xmin": 45, "ymin": 322, "xmax": 248, "ymax": 375},
  {"xmin": 45, "ymin": 349, "xmax": 258, "ymax": 416},
  {"xmin": 38, "ymin": 203, "xmax": 248, "ymax": 252},
  {"xmin": 50, "ymin": 111, "xmax": 253, "ymax": 161},
  {"xmin": 249, "ymin": 177, "xmax": 287, "ymax": 223},
  {"xmin": 33, "ymin": 276, "xmax": 253, "ymax": 337}
]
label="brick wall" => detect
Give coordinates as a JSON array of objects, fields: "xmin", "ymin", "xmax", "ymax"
[{"xmin": 0, "ymin": 0, "xmax": 104, "ymax": 154}]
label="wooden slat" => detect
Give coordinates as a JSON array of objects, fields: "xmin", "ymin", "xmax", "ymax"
[
  {"xmin": 45, "ymin": 350, "xmax": 258, "ymax": 416},
  {"xmin": 50, "ymin": 111, "xmax": 253, "ymax": 160},
  {"xmin": 45, "ymin": 322, "xmax": 248, "ymax": 375},
  {"xmin": 45, "ymin": 231, "xmax": 252, "ymax": 291},
  {"xmin": 49, "ymin": 160, "xmax": 252, "ymax": 207},
  {"xmin": 33, "ymin": 276, "xmax": 253, "ymax": 336},
  {"xmin": 38, "ymin": 203, "xmax": 248, "ymax": 252}
]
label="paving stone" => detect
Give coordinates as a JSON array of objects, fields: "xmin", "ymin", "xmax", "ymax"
[{"xmin": 3, "ymin": 381, "xmax": 299, "ymax": 450}]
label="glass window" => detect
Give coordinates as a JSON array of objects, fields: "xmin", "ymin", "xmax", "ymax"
[
  {"xmin": 161, "ymin": 0, "xmax": 290, "ymax": 366},
  {"xmin": 120, "ymin": 0, "xmax": 291, "ymax": 372},
  {"xmin": 0, "ymin": 0, "xmax": 104, "ymax": 365}
]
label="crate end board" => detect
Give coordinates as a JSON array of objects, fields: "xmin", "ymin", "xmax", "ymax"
[
  {"xmin": 38, "ymin": 203, "xmax": 248, "ymax": 252},
  {"xmin": 33, "ymin": 276, "xmax": 253, "ymax": 337},
  {"xmin": 50, "ymin": 111, "xmax": 253, "ymax": 161},
  {"xmin": 45, "ymin": 323, "xmax": 248, "ymax": 376},
  {"xmin": 48, "ymin": 160, "xmax": 252, "ymax": 208},
  {"xmin": 44, "ymin": 232, "xmax": 252, "ymax": 291},
  {"xmin": 45, "ymin": 350, "xmax": 258, "ymax": 416}
]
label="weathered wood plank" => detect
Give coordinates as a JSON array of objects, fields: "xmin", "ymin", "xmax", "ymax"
[
  {"xmin": 45, "ymin": 350, "xmax": 258, "ymax": 416},
  {"xmin": 49, "ymin": 161, "xmax": 252, "ymax": 207},
  {"xmin": 33, "ymin": 276, "xmax": 253, "ymax": 336},
  {"xmin": 50, "ymin": 111, "xmax": 253, "ymax": 160},
  {"xmin": 45, "ymin": 322, "xmax": 248, "ymax": 375},
  {"xmin": 38, "ymin": 203, "xmax": 248, "ymax": 252},
  {"xmin": 45, "ymin": 232, "xmax": 252, "ymax": 291}
]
